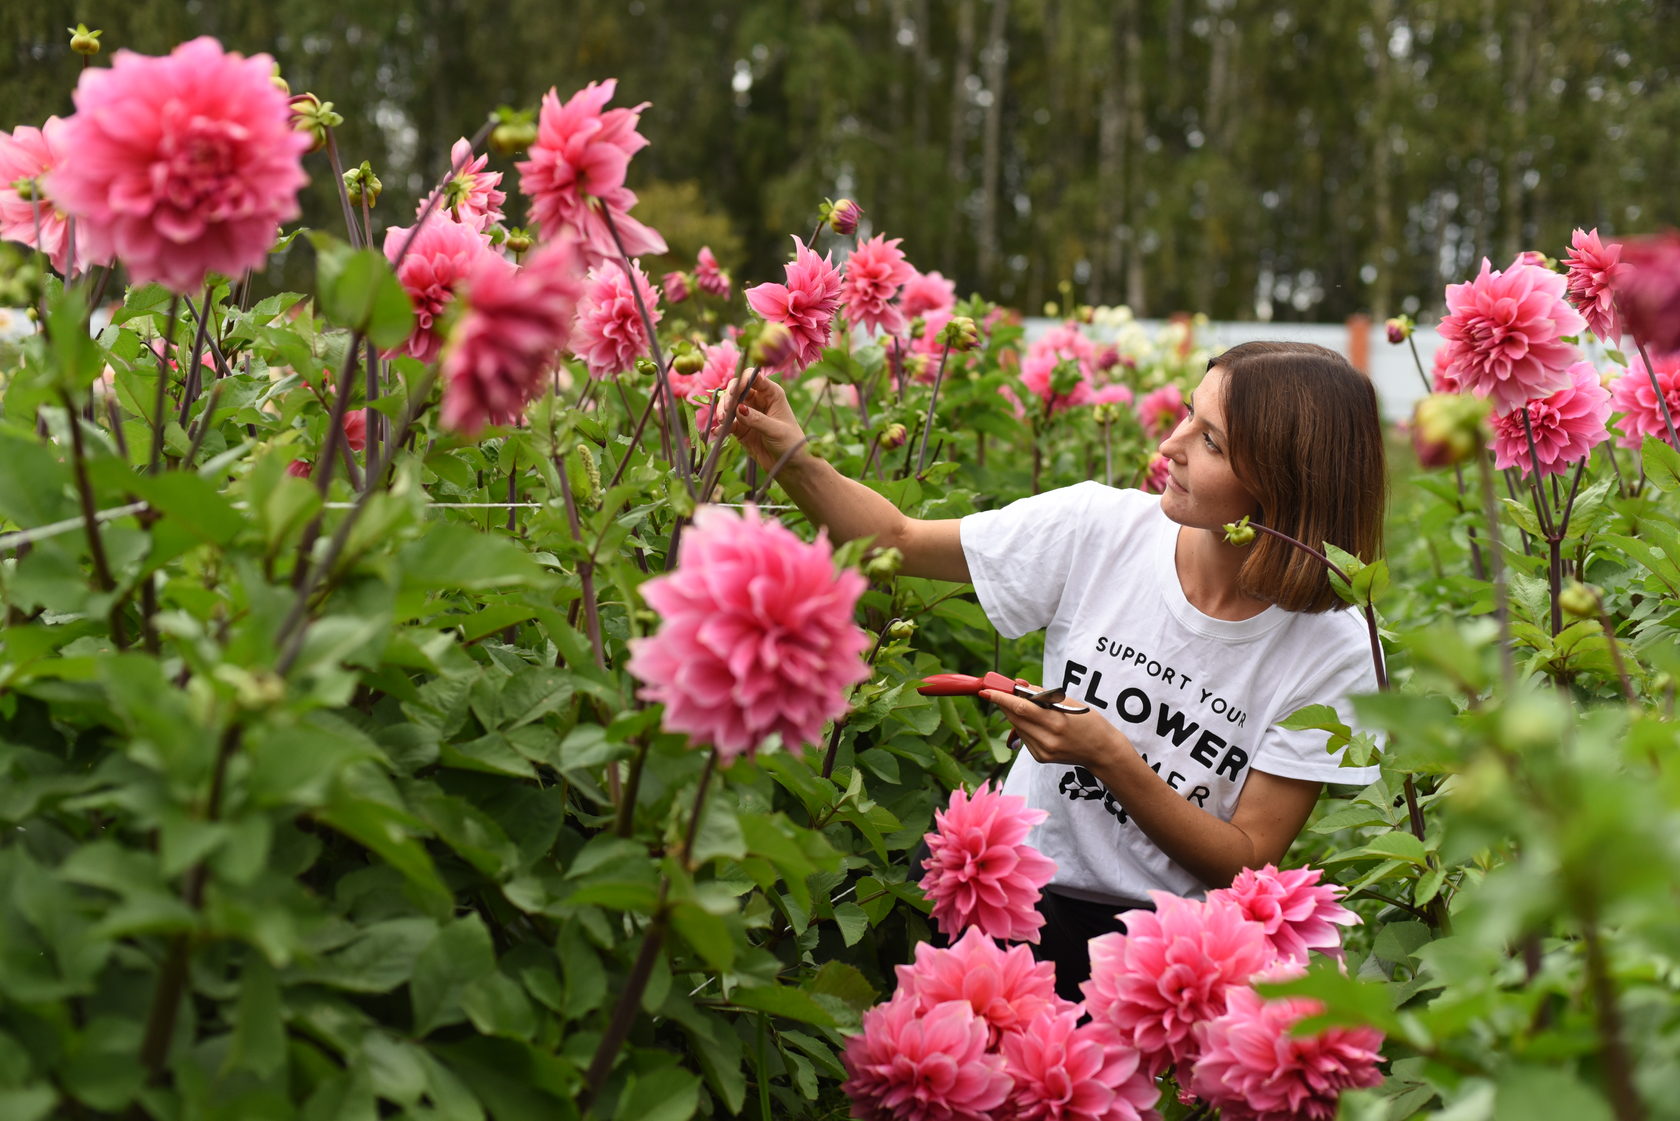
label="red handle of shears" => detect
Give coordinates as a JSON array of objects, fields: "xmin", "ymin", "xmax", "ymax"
[{"xmin": 916, "ymin": 671, "xmax": 1024, "ymax": 697}]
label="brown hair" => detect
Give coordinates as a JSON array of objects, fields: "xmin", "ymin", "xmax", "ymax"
[{"xmin": 1213, "ymin": 341, "xmax": 1388, "ymax": 614}]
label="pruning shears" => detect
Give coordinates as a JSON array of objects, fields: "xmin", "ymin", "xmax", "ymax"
[{"xmin": 916, "ymin": 671, "xmax": 1092, "ymax": 715}]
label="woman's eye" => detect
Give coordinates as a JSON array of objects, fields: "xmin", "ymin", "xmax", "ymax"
[{"xmin": 1202, "ymin": 433, "xmax": 1220, "ymax": 453}]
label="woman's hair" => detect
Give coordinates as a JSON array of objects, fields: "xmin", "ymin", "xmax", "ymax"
[{"xmin": 1214, "ymin": 341, "xmax": 1388, "ymax": 614}]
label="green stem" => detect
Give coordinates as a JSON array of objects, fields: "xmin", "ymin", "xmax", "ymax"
[
  {"xmin": 147, "ymin": 297, "xmax": 181, "ymax": 475},
  {"xmin": 914, "ymin": 342, "xmax": 953, "ymax": 476}
]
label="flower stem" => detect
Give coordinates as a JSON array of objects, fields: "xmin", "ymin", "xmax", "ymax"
[
  {"xmin": 323, "ymin": 129, "xmax": 362, "ymax": 249},
  {"xmin": 1518, "ymin": 409, "xmax": 1556, "ymax": 538},
  {"xmin": 60, "ymin": 390, "xmax": 129, "ymax": 648},
  {"xmin": 914, "ymin": 342, "xmax": 953, "ymax": 476},
  {"xmin": 1406, "ymin": 334, "xmax": 1433, "ymax": 393},
  {"xmin": 148, "ymin": 296, "xmax": 181, "ymax": 475},
  {"xmin": 1582, "ymin": 914, "xmax": 1647, "ymax": 1121},
  {"xmin": 1475, "ymin": 452, "xmax": 1517, "ymax": 690},
  {"xmin": 391, "ymin": 118, "xmax": 496, "ymax": 267},
  {"xmin": 821, "ymin": 620, "xmax": 897, "ymax": 780}
]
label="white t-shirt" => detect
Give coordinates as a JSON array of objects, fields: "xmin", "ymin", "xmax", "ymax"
[{"xmin": 959, "ymin": 481, "xmax": 1382, "ymax": 904}]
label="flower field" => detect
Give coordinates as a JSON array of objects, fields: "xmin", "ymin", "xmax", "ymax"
[{"xmin": 2, "ymin": 32, "xmax": 1680, "ymax": 1121}]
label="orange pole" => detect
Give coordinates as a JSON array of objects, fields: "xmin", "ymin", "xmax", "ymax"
[{"xmin": 1346, "ymin": 313, "xmax": 1371, "ymax": 374}]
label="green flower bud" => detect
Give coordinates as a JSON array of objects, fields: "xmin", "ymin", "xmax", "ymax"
[
  {"xmin": 864, "ymin": 546, "xmax": 904, "ymax": 581},
  {"xmin": 270, "ymin": 62, "xmax": 290, "ymax": 95},
  {"xmin": 886, "ymin": 619, "xmax": 917, "ymax": 639},
  {"xmin": 68, "ymin": 24, "xmax": 102, "ymax": 56},
  {"xmin": 503, "ymin": 227, "xmax": 534, "ymax": 254},
  {"xmin": 1412, "ymin": 393, "xmax": 1491, "ymax": 469},
  {"xmin": 937, "ymin": 314, "xmax": 981, "ymax": 352},
  {"xmin": 342, "ymin": 160, "xmax": 382, "ymax": 207},
  {"xmin": 822, "ymin": 197, "xmax": 862, "ymax": 236},
  {"xmin": 1223, "ymin": 517, "xmax": 1256, "ymax": 546},
  {"xmin": 672, "ymin": 346, "xmax": 706, "ymax": 376},
  {"xmin": 1385, "ymin": 315, "xmax": 1414, "ymax": 345},
  {"xmin": 288, "ymin": 93, "xmax": 344, "ymax": 154},
  {"xmin": 489, "ymin": 110, "xmax": 538, "ymax": 156},
  {"xmin": 880, "ymin": 422, "xmax": 908, "ymax": 449},
  {"xmin": 10, "ymin": 177, "xmax": 42, "ymax": 203},
  {"xmin": 1558, "ymin": 581, "xmax": 1599, "ymax": 620},
  {"xmin": 750, "ymin": 322, "xmax": 796, "ymax": 369}
]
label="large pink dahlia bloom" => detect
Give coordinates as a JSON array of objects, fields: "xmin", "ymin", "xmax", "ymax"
[
  {"xmin": 745, "ymin": 237, "xmax": 844, "ymax": 375},
  {"xmin": 627, "ymin": 506, "xmax": 870, "ymax": 761},
  {"xmin": 843, "ymin": 996, "xmax": 1012, "ymax": 1121},
  {"xmin": 440, "ymin": 238, "xmax": 585, "ymax": 436},
  {"xmin": 572, "ymin": 261, "xmax": 662, "ymax": 379},
  {"xmin": 1488, "ymin": 360, "xmax": 1612, "ymax": 476},
  {"xmin": 1081, "ymin": 893, "xmax": 1272, "ymax": 1075},
  {"xmin": 920, "ymin": 782, "xmax": 1057, "ymax": 943},
  {"xmin": 48, "ymin": 37, "xmax": 309, "ymax": 293},
  {"xmin": 1437, "ymin": 258, "xmax": 1585, "ymax": 415},
  {"xmin": 1208, "ymin": 865, "xmax": 1359, "ymax": 966},
  {"xmin": 1020, "ymin": 323, "xmax": 1098, "ymax": 414},
  {"xmin": 517, "ymin": 79, "xmax": 666, "ymax": 265},
  {"xmin": 1189, "ymin": 980, "xmax": 1385, "ymax": 1121},
  {"xmin": 1563, "ymin": 227, "xmax": 1624, "ymax": 345},
  {"xmin": 894, "ymin": 926, "xmax": 1066, "ymax": 1038},
  {"xmin": 899, "ymin": 268, "xmax": 958, "ymax": 321},
  {"xmin": 0, "ymin": 118, "xmax": 108, "ymax": 275},
  {"xmin": 1136, "ymin": 385, "xmax": 1186, "ymax": 439},
  {"xmin": 1001, "ymin": 1011, "xmax": 1162, "ymax": 1121},
  {"xmin": 842, "ymin": 234, "xmax": 915, "ymax": 336},
  {"xmin": 419, "ymin": 137, "xmax": 507, "ymax": 233},
  {"xmin": 1609, "ymin": 351, "xmax": 1680, "ymax": 450},
  {"xmin": 383, "ymin": 219, "xmax": 496, "ymax": 363},
  {"xmin": 695, "ymin": 245, "xmax": 731, "ymax": 299},
  {"xmin": 1615, "ymin": 231, "xmax": 1680, "ymax": 354}
]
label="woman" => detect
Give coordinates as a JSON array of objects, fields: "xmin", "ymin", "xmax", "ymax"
[{"xmin": 724, "ymin": 340, "xmax": 1386, "ymax": 997}]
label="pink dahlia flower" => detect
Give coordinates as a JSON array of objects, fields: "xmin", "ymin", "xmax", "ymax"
[
  {"xmin": 1136, "ymin": 385, "xmax": 1187, "ymax": 438},
  {"xmin": 920, "ymin": 782, "xmax": 1057, "ymax": 943},
  {"xmin": 1207, "ymin": 865, "xmax": 1360, "ymax": 965},
  {"xmin": 1430, "ymin": 345, "xmax": 1460, "ymax": 393},
  {"xmin": 900, "ymin": 268, "xmax": 958, "ymax": 320},
  {"xmin": 626, "ymin": 505, "xmax": 870, "ymax": 761},
  {"xmin": 517, "ymin": 79, "xmax": 666, "ymax": 265},
  {"xmin": 1437, "ymin": 258, "xmax": 1585, "ymax": 415},
  {"xmin": 842, "ymin": 996, "xmax": 1012, "ymax": 1121},
  {"xmin": 695, "ymin": 245, "xmax": 731, "ymax": 299},
  {"xmin": 1609, "ymin": 351, "xmax": 1680, "ymax": 450},
  {"xmin": 1189, "ymin": 978, "xmax": 1384, "ymax": 1121},
  {"xmin": 1615, "ymin": 231, "xmax": 1680, "ymax": 354},
  {"xmin": 745, "ymin": 237, "xmax": 843, "ymax": 375},
  {"xmin": 1489, "ymin": 360, "xmax": 1612, "ymax": 476},
  {"xmin": 441, "ymin": 238, "xmax": 585, "ymax": 436},
  {"xmin": 1091, "ymin": 383, "xmax": 1135, "ymax": 407},
  {"xmin": 894, "ymin": 926, "xmax": 1066, "ymax": 1038},
  {"xmin": 1002, "ymin": 1011, "xmax": 1162, "ymax": 1121},
  {"xmin": 998, "ymin": 383, "xmax": 1028, "ymax": 422},
  {"xmin": 909, "ymin": 308, "xmax": 954, "ymax": 361},
  {"xmin": 661, "ymin": 270, "xmax": 691, "ymax": 304},
  {"xmin": 572, "ymin": 261, "xmax": 662, "ymax": 379},
  {"xmin": 418, "ymin": 137, "xmax": 506, "ymax": 233},
  {"xmin": 672, "ymin": 339, "xmax": 740, "ymax": 402},
  {"xmin": 1021, "ymin": 323, "xmax": 1098, "ymax": 415},
  {"xmin": 342, "ymin": 409, "xmax": 368, "ymax": 453},
  {"xmin": 383, "ymin": 218, "xmax": 495, "ymax": 363},
  {"xmin": 1563, "ymin": 228, "xmax": 1624, "ymax": 345},
  {"xmin": 1081, "ymin": 893, "xmax": 1272, "ymax": 1075},
  {"xmin": 0, "ymin": 118, "xmax": 109, "ymax": 275},
  {"xmin": 48, "ymin": 37, "xmax": 309, "ymax": 293},
  {"xmin": 1142, "ymin": 455, "xmax": 1172, "ymax": 495},
  {"xmin": 843, "ymin": 234, "xmax": 915, "ymax": 336}
]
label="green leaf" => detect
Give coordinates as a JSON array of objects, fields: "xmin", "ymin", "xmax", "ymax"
[
  {"xmin": 411, "ymin": 916, "xmax": 497, "ymax": 1036},
  {"xmin": 833, "ymin": 902, "xmax": 869, "ymax": 946},
  {"xmin": 670, "ymin": 900, "xmax": 735, "ymax": 970},
  {"xmin": 1492, "ymin": 1066, "xmax": 1614, "ymax": 1121},
  {"xmin": 1641, "ymin": 434, "xmax": 1680, "ymax": 493},
  {"xmin": 397, "ymin": 524, "xmax": 547, "ymax": 591},
  {"xmin": 726, "ymin": 983, "xmax": 838, "ymax": 1027},
  {"xmin": 614, "ymin": 1067, "xmax": 700, "ymax": 1121},
  {"xmin": 317, "ymin": 792, "xmax": 452, "ymax": 915},
  {"xmin": 1354, "ymin": 832, "xmax": 1430, "ymax": 867},
  {"xmin": 0, "ymin": 1088, "xmax": 56, "ymax": 1121},
  {"xmin": 461, "ymin": 971, "xmax": 538, "ymax": 1041},
  {"xmin": 224, "ymin": 954, "xmax": 286, "ymax": 1077},
  {"xmin": 312, "ymin": 238, "xmax": 415, "ymax": 349}
]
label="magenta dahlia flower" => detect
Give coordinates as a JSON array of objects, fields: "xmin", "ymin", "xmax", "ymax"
[
  {"xmin": 419, "ymin": 137, "xmax": 506, "ymax": 234},
  {"xmin": 894, "ymin": 926, "xmax": 1066, "ymax": 1038},
  {"xmin": 0, "ymin": 118, "xmax": 108, "ymax": 275},
  {"xmin": 626, "ymin": 505, "xmax": 870, "ymax": 761},
  {"xmin": 517, "ymin": 79, "xmax": 666, "ymax": 265},
  {"xmin": 572, "ymin": 261, "xmax": 662, "ymax": 379},
  {"xmin": 1208, "ymin": 865, "xmax": 1360, "ymax": 965},
  {"xmin": 1437, "ymin": 258, "xmax": 1585, "ymax": 415},
  {"xmin": 1081, "ymin": 893, "xmax": 1272, "ymax": 1075},
  {"xmin": 1615, "ymin": 231, "xmax": 1680, "ymax": 354},
  {"xmin": 1021, "ymin": 323, "xmax": 1098, "ymax": 415},
  {"xmin": 1563, "ymin": 227, "xmax": 1625, "ymax": 345},
  {"xmin": 383, "ymin": 219, "xmax": 496, "ymax": 363},
  {"xmin": 842, "ymin": 234, "xmax": 915, "ymax": 336},
  {"xmin": 842, "ymin": 995, "xmax": 1012, "ymax": 1121},
  {"xmin": 440, "ymin": 238, "xmax": 585, "ymax": 436},
  {"xmin": 920, "ymin": 782, "xmax": 1057, "ymax": 943},
  {"xmin": 694, "ymin": 245, "xmax": 731, "ymax": 299},
  {"xmin": 1002, "ymin": 1011, "xmax": 1162, "ymax": 1121},
  {"xmin": 1142, "ymin": 455, "xmax": 1172, "ymax": 495},
  {"xmin": 1609, "ymin": 351, "xmax": 1680, "ymax": 449},
  {"xmin": 661, "ymin": 270, "xmax": 691, "ymax": 304},
  {"xmin": 745, "ymin": 237, "xmax": 843, "ymax": 375},
  {"xmin": 1488, "ymin": 361, "xmax": 1612, "ymax": 476},
  {"xmin": 899, "ymin": 267, "xmax": 958, "ymax": 321},
  {"xmin": 1189, "ymin": 978, "xmax": 1384, "ymax": 1121},
  {"xmin": 342, "ymin": 409, "xmax": 368, "ymax": 453},
  {"xmin": 46, "ymin": 37, "xmax": 309, "ymax": 293},
  {"xmin": 1136, "ymin": 385, "xmax": 1187, "ymax": 438}
]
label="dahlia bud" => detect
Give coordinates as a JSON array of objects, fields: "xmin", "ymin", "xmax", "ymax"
[
  {"xmin": 1095, "ymin": 345, "xmax": 1121, "ymax": 371},
  {"xmin": 864, "ymin": 547, "xmax": 904, "ymax": 581},
  {"xmin": 823, "ymin": 198, "xmax": 862, "ymax": 237},
  {"xmin": 10, "ymin": 177, "xmax": 41, "ymax": 203},
  {"xmin": 662, "ymin": 271, "xmax": 692, "ymax": 304},
  {"xmin": 1558, "ymin": 581, "xmax": 1600, "ymax": 620},
  {"xmin": 289, "ymin": 93, "xmax": 344, "ymax": 154},
  {"xmin": 342, "ymin": 161, "xmax": 382, "ymax": 207},
  {"xmin": 880, "ymin": 422, "xmax": 908, "ymax": 449},
  {"xmin": 908, "ymin": 315, "xmax": 928, "ymax": 340},
  {"xmin": 502, "ymin": 228, "xmax": 533, "ymax": 255},
  {"xmin": 1049, "ymin": 358, "xmax": 1084, "ymax": 397},
  {"xmin": 937, "ymin": 315, "xmax": 980, "ymax": 352},
  {"xmin": 1091, "ymin": 402, "xmax": 1120, "ymax": 425},
  {"xmin": 1412, "ymin": 392, "xmax": 1491, "ymax": 469},
  {"xmin": 886, "ymin": 619, "xmax": 917, "ymax": 640},
  {"xmin": 1223, "ymin": 517, "xmax": 1256, "ymax": 546},
  {"xmin": 68, "ymin": 24, "xmax": 101, "ymax": 56},
  {"xmin": 270, "ymin": 62, "xmax": 290, "ymax": 95},
  {"xmin": 634, "ymin": 357, "xmax": 660, "ymax": 378},
  {"xmin": 285, "ymin": 459, "xmax": 312, "ymax": 479},
  {"xmin": 750, "ymin": 322, "xmax": 796, "ymax": 369},
  {"xmin": 489, "ymin": 110, "xmax": 538, "ymax": 156},
  {"xmin": 1385, "ymin": 314, "xmax": 1414, "ymax": 345},
  {"xmin": 1076, "ymin": 305, "xmax": 1095, "ymax": 324},
  {"xmin": 1511, "ymin": 250, "xmax": 1554, "ymax": 270},
  {"xmin": 573, "ymin": 442, "xmax": 600, "ymax": 508},
  {"xmin": 903, "ymin": 354, "xmax": 930, "ymax": 381},
  {"xmin": 671, "ymin": 343, "xmax": 705, "ymax": 376},
  {"xmin": 1043, "ymin": 302, "xmax": 1059, "ymax": 317}
]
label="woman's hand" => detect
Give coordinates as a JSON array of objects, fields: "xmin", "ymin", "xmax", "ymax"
[
  {"xmin": 979, "ymin": 686, "xmax": 1130, "ymax": 771},
  {"xmin": 718, "ymin": 373, "xmax": 813, "ymax": 473}
]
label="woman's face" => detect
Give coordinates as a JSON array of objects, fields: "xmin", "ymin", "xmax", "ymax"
[{"xmin": 1156, "ymin": 366, "xmax": 1261, "ymax": 530}]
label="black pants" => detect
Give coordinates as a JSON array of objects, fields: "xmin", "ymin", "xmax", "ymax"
[{"xmin": 1032, "ymin": 890, "xmax": 1153, "ymax": 1003}]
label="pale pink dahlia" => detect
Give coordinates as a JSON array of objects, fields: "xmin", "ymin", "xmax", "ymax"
[
  {"xmin": 695, "ymin": 245, "xmax": 731, "ymax": 299},
  {"xmin": 1189, "ymin": 979, "xmax": 1384, "ymax": 1121},
  {"xmin": 1142, "ymin": 455, "xmax": 1172, "ymax": 495},
  {"xmin": 1563, "ymin": 227, "xmax": 1624, "ymax": 345},
  {"xmin": 572, "ymin": 261, "xmax": 662, "ymax": 379},
  {"xmin": 1081, "ymin": 893, "xmax": 1272, "ymax": 1075},
  {"xmin": 842, "ymin": 996, "xmax": 1012, "ymax": 1121},
  {"xmin": 1021, "ymin": 323, "xmax": 1098, "ymax": 415},
  {"xmin": 441, "ymin": 238, "xmax": 585, "ymax": 436},
  {"xmin": 517, "ymin": 79, "xmax": 666, "ymax": 265},
  {"xmin": 1488, "ymin": 361, "xmax": 1612, "ymax": 476},
  {"xmin": 383, "ymin": 218, "xmax": 495, "ymax": 362},
  {"xmin": 626, "ymin": 505, "xmax": 870, "ymax": 761},
  {"xmin": 842, "ymin": 234, "xmax": 915, "ymax": 336},
  {"xmin": 1430, "ymin": 345, "xmax": 1460, "ymax": 393},
  {"xmin": 1208, "ymin": 865, "xmax": 1360, "ymax": 966},
  {"xmin": 47, "ymin": 37, "xmax": 309, "ymax": 293},
  {"xmin": 1437, "ymin": 258, "xmax": 1585, "ymax": 415},
  {"xmin": 1001, "ymin": 1011, "xmax": 1162, "ymax": 1121},
  {"xmin": 1609, "ymin": 351, "xmax": 1680, "ymax": 449},
  {"xmin": 1136, "ymin": 385, "xmax": 1186, "ymax": 438},
  {"xmin": 1091, "ymin": 383, "xmax": 1135, "ymax": 407},
  {"xmin": 418, "ymin": 137, "xmax": 506, "ymax": 233},
  {"xmin": 0, "ymin": 118, "xmax": 108, "ymax": 275},
  {"xmin": 899, "ymin": 268, "xmax": 957, "ymax": 320},
  {"xmin": 661, "ymin": 270, "xmax": 691, "ymax": 304},
  {"xmin": 893, "ymin": 926, "xmax": 1066, "ymax": 1038},
  {"xmin": 745, "ymin": 237, "xmax": 844, "ymax": 375},
  {"xmin": 920, "ymin": 782, "xmax": 1057, "ymax": 943},
  {"xmin": 1615, "ymin": 231, "xmax": 1680, "ymax": 355}
]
